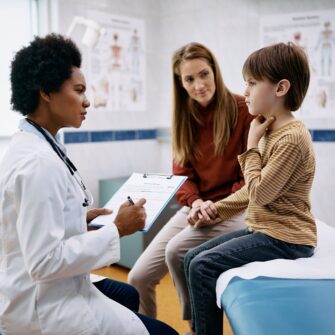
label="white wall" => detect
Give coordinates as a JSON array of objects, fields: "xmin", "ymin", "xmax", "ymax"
[
  {"xmin": 0, "ymin": 138, "xmax": 11, "ymax": 162},
  {"xmin": 0, "ymin": 0, "xmax": 33, "ymax": 137},
  {"xmin": 311, "ymin": 142, "xmax": 335, "ymax": 225}
]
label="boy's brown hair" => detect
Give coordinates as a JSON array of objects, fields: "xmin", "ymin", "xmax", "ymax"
[{"xmin": 242, "ymin": 42, "xmax": 310, "ymax": 111}]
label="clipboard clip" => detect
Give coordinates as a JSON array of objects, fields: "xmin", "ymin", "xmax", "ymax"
[{"xmin": 143, "ymin": 173, "xmax": 173, "ymax": 179}]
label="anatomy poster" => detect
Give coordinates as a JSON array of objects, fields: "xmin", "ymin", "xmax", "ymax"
[
  {"xmin": 260, "ymin": 10, "xmax": 335, "ymax": 118},
  {"xmin": 89, "ymin": 11, "xmax": 145, "ymax": 112}
]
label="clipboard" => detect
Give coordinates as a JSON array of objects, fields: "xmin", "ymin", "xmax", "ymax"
[{"xmin": 90, "ymin": 172, "xmax": 187, "ymax": 232}]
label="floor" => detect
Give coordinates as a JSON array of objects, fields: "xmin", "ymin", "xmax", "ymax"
[{"xmin": 93, "ymin": 265, "xmax": 233, "ymax": 335}]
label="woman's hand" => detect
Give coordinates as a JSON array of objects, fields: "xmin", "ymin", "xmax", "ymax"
[
  {"xmin": 247, "ymin": 115, "xmax": 275, "ymax": 150},
  {"xmin": 187, "ymin": 200, "xmax": 219, "ymax": 227},
  {"xmin": 194, "ymin": 216, "xmax": 222, "ymax": 228},
  {"xmin": 86, "ymin": 208, "xmax": 113, "ymax": 224},
  {"xmin": 187, "ymin": 199, "xmax": 204, "ymax": 225},
  {"xmin": 187, "ymin": 205, "xmax": 201, "ymax": 225}
]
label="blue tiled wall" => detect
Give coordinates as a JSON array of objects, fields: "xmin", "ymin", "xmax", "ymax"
[
  {"xmin": 311, "ymin": 130, "xmax": 335, "ymax": 142},
  {"xmin": 63, "ymin": 131, "xmax": 90, "ymax": 143},
  {"xmin": 63, "ymin": 128, "xmax": 335, "ymax": 144},
  {"xmin": 64, "ymin": 129, "xmax": 157, "ymax": 144}
]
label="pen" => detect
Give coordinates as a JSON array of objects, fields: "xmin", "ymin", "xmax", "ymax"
[{"xmin": 127, "ymin": 196, "xmax": 135, "ymax": 205}]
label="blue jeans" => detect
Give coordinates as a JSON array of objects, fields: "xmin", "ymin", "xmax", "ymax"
[
  {"xmin": 94, "ymin": 278, "xmax": 139, "ymax": 311},
  {"xmin": 135, "ymin": 313, "xmax": 179, "ymax": 335},
  {"xmin": 184, "ymin": 228, "xmax": 314, "ymax": 335},
  {"xmin": 94, "ymin": 279, "xmax": 178, "ymax": 335}
]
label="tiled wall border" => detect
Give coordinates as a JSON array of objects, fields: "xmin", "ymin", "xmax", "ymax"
[
  {"xmin": 310, "ymin": 130, "xmax": 335, "ymax": 142},
  {"xmin": 63, "ymin": 128, "xmax": 335, "ymax": 144},
  {"xmin": 64, "ymin": 129, "xmax": 157, "ymax": 144}
]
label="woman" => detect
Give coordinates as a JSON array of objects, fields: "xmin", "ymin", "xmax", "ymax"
[
  {"xmin": 0, "ymin": 34, "xmax": 177, "ymax": 335},
  {"xmin": 128, "ymin": 42, "xmax": 252, "ymax": 332}
]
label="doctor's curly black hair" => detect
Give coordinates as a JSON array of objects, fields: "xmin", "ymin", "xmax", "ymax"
[{"xmin": 10, "ymin": 33, "xmax": 82, "ymax": 116}]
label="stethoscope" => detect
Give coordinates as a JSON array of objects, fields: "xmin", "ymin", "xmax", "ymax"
[{"xmin": 25, "ymin": 118, "xmax": 94, "ymax": 207}]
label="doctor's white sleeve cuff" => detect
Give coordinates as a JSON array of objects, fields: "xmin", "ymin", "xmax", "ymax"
[{"xmin": 93, "ymin": 223, "xmax": 121, "ymax": 265}]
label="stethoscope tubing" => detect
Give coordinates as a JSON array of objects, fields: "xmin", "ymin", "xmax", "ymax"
[{"xmin": 25, "ymin": 118, "xmax": 93, "ymax": 206}]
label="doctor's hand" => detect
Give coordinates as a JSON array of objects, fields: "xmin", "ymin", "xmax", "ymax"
[
  {"xmin": 114, "ymin": 198, "xmax": 147, "ymax": 237},
  {"xmin": 86, "ymin": 208, "xmax": 113, "ymax": 224}
]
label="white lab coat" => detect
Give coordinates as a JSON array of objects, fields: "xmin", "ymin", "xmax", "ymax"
[{"xmin": 0, "ymin": 120, "xmax": 149, "ymax": 335}]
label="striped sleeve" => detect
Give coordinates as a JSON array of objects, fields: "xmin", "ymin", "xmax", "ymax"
[
  {"xmin": 238, "ymin": 143, "xmax": 302, "ymax": 206},
  {"xmin": 215, "ymin": 185, "xmax": 249, "ymax": 220}
]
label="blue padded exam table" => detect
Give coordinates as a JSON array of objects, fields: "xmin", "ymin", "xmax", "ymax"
[{"xmin": 221, "ymin": 276, "xmax": 335, "ymax": 335}]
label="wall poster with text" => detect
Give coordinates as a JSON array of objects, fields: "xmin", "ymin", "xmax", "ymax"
[
  {"xmin": 260, "ymin": 10, "xmax": 335, "ymax": 119},
  {"xmin": 89, "ymin": 11, "xmax": 145, "ymax": 112}
]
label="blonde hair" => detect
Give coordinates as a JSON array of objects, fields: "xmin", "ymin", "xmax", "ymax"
[{"xmin": 172, "ymin": 42, "xmax": 238, "ymax": 165}]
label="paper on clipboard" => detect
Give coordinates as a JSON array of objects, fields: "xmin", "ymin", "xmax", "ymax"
[{"xmin": 90, "ymin": 172, "xmax": 187, "ymax": 231}]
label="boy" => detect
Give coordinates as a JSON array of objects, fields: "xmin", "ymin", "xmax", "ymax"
[{"xmin": 184, "ymin": 42, "xmax": 316, "ymax": 335}]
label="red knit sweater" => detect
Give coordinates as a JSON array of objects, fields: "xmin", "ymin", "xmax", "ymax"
[{"xmin": 173, "ymin": 95, "xmax": 252, "ymax": 206}]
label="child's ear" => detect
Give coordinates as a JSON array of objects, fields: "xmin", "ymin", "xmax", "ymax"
[{"xmin": 276, "ymin": 79, "xmax": 290, "ymax": 97}]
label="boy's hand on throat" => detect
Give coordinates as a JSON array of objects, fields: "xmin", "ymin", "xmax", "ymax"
[{"xmin": 247, "ymin": 115, "xmax": 276, "ymax": 150}]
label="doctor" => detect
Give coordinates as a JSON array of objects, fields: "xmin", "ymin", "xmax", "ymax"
[{"xmin": 0, "ymin": 34, "xmax": 177, "ymax": 335}]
